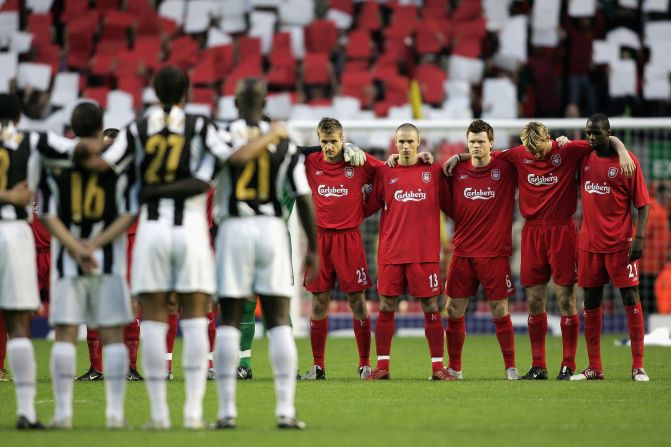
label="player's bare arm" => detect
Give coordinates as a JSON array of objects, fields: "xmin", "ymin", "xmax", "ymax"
[
  {"xmin": 84, "ymin": 213, "xmax": 137, "ymax": 251},
  {"xmin": 610, "ymin": 136, "xmax": 635, "ymax": 178},
  {"xmin": 294, "ymin": 193, "xmax": 319, "ymax": 283},
  {"xmin": 41, "ymin": 215, "xmax": 98, "ymax": 273},
  {"xmin": 228, "ymin": 122, "xmax": 289, "ymax": 165},
  {"xmin": 0, "ymin": 181, "xmax": 32, "ymax": 206},
  {"xmin": 139, "ymin": 178, "xmax": 210, "ymax": 203},
  {"xmin": 630, "ymin": 204, "xmax": 650, "ymax": 262}
]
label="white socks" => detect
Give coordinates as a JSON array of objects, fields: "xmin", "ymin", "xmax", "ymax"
[
  {"xmin": 267, "ymin": 325, "xmax": 297, "ymax": 419},
  {"xmin": 50, "ymin": 341, "xmax": 76, "ymax": 423},
  {"xmin": 180, "ymin": 317, "xmax": 208, "ymax": 424},
  {"xmin": 215, "ymin": 326, "xmax": 240, "ymax": 420},
  {"xmin": 140, "ymin": 321, "xmax": 170, "ymax": 425},
  {"xmin": 103, "ymin": 343, "xmax": 129, "ymax": 422},
  {"xmin": 8, "ymin": 338, "xmax": 37, "ymax": 422}
]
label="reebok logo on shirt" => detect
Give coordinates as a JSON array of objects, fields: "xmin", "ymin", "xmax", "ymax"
[
  {"xmin": 463, "ymin": 187, "xmax": 495, "ymax": 200},
  {"xmin": 527, "ymin": 173, "xmax": 559, "ymax": 186},
  {"xmin": 394, "ymin": 189, "xmax": 427, "ymax": 202},
  {"xmin": 317, "ymin": 185, "xmax": 349, "ymax": 197},
  {"xmin": 584, "ymin": 181, "xmax": 611, "ymax": 195}
]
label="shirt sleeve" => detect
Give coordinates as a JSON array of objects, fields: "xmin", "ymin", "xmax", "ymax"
[
  {"xmin": 36, "ymin": 170, "xmax": 59, "ymax": 218},
  {"xmin": 364, "ymin": 169, "xmax": 384, "ymax": 217},
  {"xmin": 31, "ymin": 131, "xmax": 77, "ymax": 163},
  {"xmin": 285, "ymin": 149, "xmax": 311, "ymax": 198},
  {"xmin": 492, "ymin": 146, "xmax": 519, "ymax": 165},
  {"xmin": 299, "ymin": 145, "xmax": 321, "ymax": 156},
  {"xmin": 630, "ymin": 156, "xmax": 652, "ymax": 208},
  {"xmin": 439, "ymin": 176, "xmax": 452, "ymax": 217},
  {"xmin": 202, "ymin": 120, "xmax": 235, "ymax": 162},
  {"xmin": 563, "ymin": 140, "xmax": 591, "ymax": 158},
  {"xmin": 102, "ymin": 126, "xmax": 135, "ymax": 174}
]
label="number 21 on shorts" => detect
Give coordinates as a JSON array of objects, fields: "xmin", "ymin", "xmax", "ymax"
[{"xmin": 627, "ymin": 263, "xmax": 638, "ymax": 279}]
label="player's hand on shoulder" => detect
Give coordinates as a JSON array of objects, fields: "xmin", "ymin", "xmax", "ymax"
[
  {"xmin": 620, "ymin": 153, "xmax": 636, "ymax": 179},
  {"xmin": 442, "ymin": 154, "xmax": 460, "ymax": 177},
  {"xmin": 8, "ymin": 181, "xmax": 32, "ymax": 207},
  {"xmin": 555, "ymin": 135, "xmax": 571, "ymax": 147},
  {"xmin": 344, "ymin": 142, "xmax": 366, "ymax": 167},
  {"xmin": 418, "ymin": 152, "xmax": 434, "ymax": 165},
  {"xmin": 385, "ymin": 153, "xmax": 399, "ymax": 167}
]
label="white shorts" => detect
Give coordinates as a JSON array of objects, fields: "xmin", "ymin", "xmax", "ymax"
[
  {"xmin": 216, "ymin": 216, "xmax": 292, "ymax": 298},
  {"xmin": 131, "ymin": 209, "xmax": 215, "ymax": 295},
  {"xmin": 50, "ymin": 274, "xmax": 133, "ymax": 327},
  {"xmin": 0, "ymin": 221, "xmax": 40, "ymax": 311}
]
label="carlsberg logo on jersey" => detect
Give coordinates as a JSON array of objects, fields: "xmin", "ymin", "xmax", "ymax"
[
  {"xmin": 394, "ymin": 189, "xmax": 427, "ymax": 202},
  {"xmin": 584, "ymin": 181, "xmax": 611, "ymax": 195},
  {"xmin": 317, "ymin": 185, "xmax": 349, "ymax": 197},
  {"xmin": 527, "ymin": 173, "xmax": 559, "ymax": 186},
  {"xmin": 464, "ymin": 187, "xmax": 495, "ymax": 200}
]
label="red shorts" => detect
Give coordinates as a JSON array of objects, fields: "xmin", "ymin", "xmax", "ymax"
[
  {"xmin": 36, "ymin": 247, "xmax": 50, "ymax": 302},
  {"xmin": 578, "ymin": 248, "xmax": 639, "ymax": 288},
  {"xmin": 521, "ymin": 220, "xmax": 578, "ymax": 287},
  {"xmin": 446, "ymin": 256, "xmax": 515, "ymax": 300},
  {"xmin": 304, "ymin": 228, "xmax": 371, "ymax": 293},
  {"xmin": 377, "ymin": 262, "xmax": 442, "ymax": 298}
]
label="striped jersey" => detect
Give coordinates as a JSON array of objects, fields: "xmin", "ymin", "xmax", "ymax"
[
  {"xmin": 0, "ymin": 126, "xmax": 75, "ymax": 220},
  {"xmin": 38, "ymin": 152, "xmax": 138, "ymax": 278},
  {"xmin": 213, "ymin": 119, "xmax": 310, "ymax": 222},
  {"xmin": 102, "ymin": 106, "xmax": 234, "ymax": 225}
]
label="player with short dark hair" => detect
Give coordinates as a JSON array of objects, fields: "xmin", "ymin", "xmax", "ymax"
[
  {"xmin": 299, "ymin": 117, "xmax": 382, "ymax": 381},
  {"xmin": 364, "ymin": 123, "xmax": 450, "ymax": 381},
  {"xmin": 0, "ymin": 93, "xmax": 81, "ymax": 429},
  {"xmin": 571, "ymin": 115, "xmax": 651, "ymax": 381},
  {"xmin": 38, "ymin": 102, "xmax": 137, "ymax": 429},
  {"xmin": 212, "ymin": 78, "xmax": 317, "ymax": 429},
  {"xmin": 443, "ymin": 120, "xmax": 519, "ymax": 380}
]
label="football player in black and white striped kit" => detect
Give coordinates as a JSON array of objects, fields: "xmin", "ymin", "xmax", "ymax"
[
  {"xmin": 78, "ymin": 67, "xmax": 277, "ymax": 429},
  {"xmin": 38, "ymin": 102, "xmax": 138, "ymax": 429},
  {"xmin": 0, "ymin": 93, "xmax": 80, "ymax": 430},
  {"xmin": 212, "ymin": 78, "xmax": 318, "ymax": 430}
]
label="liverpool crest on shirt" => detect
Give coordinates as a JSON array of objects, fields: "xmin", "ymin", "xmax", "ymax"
[
  {"xmin": 551, "ymin": 154, "xmax": 561, "ymax": 166},
  {"xmin": 345, "ymin": 167, "xmax": 354, "ymax": 178},
  {"xmin": 422, "ymin": 172, "xmax": 431, "ymax": 183},
  {"xmin": 608, "ymin": 167, "xmax": 618, "ymax": 178}
]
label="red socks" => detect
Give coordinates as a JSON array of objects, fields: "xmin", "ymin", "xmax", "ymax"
[
  {"xmin": 124, "ymin": 318, "xmax": 140, "ymax": 369},
  {"xmin": 424, "ymin": 311, "xmax": 444, "ymax": 371},
  {"xmin": 528, "ymin": 312, "xmax": 548, "ymax": 369},
  {"xmin": 310, "ymin": 318, "xmax": 328, "ymax": 369},
  {"xmin": 87, "ymin": 328, "xmax": 103, "ymax": 371},
  {"xmin": 446, "ymin": 316, "xmax": 466, "ymax": 371},
  {"xmin": 583, "ymin": 307, "xmax": 603, "ymax": 371},
  {"xmin": 0, "ymin": 311, "xmax": 6, "ymax": 370},
  {"xmin": 374, "ymin": 311, "xmax": 395, "ymax": 370},
  {"xmin": 166, "ymin": 313, "xmax": 178, "ymax": 371},
  {"xmin": 625, "ymin": 303, "xmax": 645, "ymax": 369},
  {"xmin": 353, "ymin": 317, "xmax": 371, "ymax": 368},
  {"xmin": 493, "ymin": 314, "xmax": 516, "ymax": 369},
  {"xmin": 207, "ymin": 310, "xmax": 217, "ymax": 369},
  {"xmin": 560, "ymin": 314, "xmax": 579, "ymax": 371}
]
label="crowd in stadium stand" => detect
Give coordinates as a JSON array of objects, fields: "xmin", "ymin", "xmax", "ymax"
[{"xmin": 1, "ymin": 0, "xmax": 671, "ymax": 132}]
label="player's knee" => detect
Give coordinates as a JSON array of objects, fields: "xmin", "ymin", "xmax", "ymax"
[
  {"xmin": 489, "ymin": 300, "xmax": 507, "ymax": 318},
  {"xmin": 420, "ymin": 298, "xmax": 439, "ymax": 313},
  {"xmin": 620, "ymin": 287, "xmax": 640, "ymax": 307},
  {"xmin": 311, "ymin": 294, "xmax": 330, "ymax": 319}
]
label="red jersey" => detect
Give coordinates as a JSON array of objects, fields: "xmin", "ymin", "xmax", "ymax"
[
  {"xmin": 495, "ymin": 140, "xmax": 591, "ymax": 222},
  {"xmin": 579, "ymin": 151, "xmax": 651, "ymax": 253},
  {"xmin": 305, "ymin": 152, "xmax": 382, "ymax": 230},
  {"xmin": 365, "ymin": 163, "xmax": 443, "ymax": 264},
  {"xmin": 445, "ymin": 158, "xmax": 517, "ymax": 257},
  {"xmin": 30, "ymin": 215, "xmax": 51, "ymax": 249}
]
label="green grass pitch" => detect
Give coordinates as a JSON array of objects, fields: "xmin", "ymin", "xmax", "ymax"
[{"xmin": 0, "ymin": 335, "xmax": 669, "ymax": 446}]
